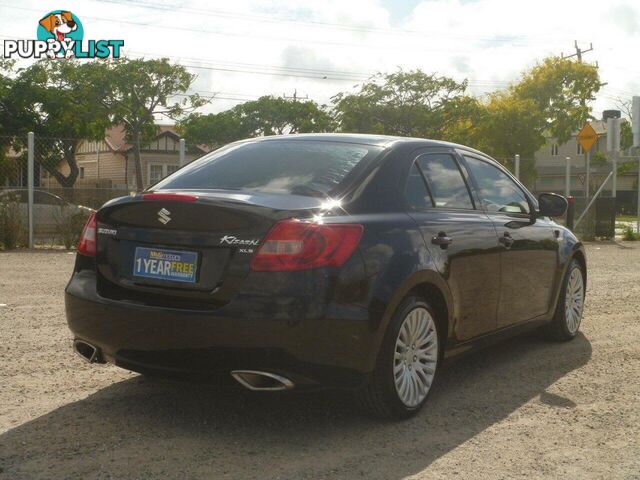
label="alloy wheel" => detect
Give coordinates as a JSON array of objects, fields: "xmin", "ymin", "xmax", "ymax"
[
  {"xmin": 565, "ymin": 267, "xmax": 584, "ymax": 334},
  {"xmin": 393, "ymin": 307, "xmax": 438, "ymax": 408}
]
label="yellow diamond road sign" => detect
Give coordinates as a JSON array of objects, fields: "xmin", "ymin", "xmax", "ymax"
[{"xmin": 577, "ymin": 123, "xmax": 597, "ymax": 152}]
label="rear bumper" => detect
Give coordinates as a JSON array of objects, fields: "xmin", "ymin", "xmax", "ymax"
[{"xmin": 65, "ymin": 271, "xmax": 377, "ymax": 389}]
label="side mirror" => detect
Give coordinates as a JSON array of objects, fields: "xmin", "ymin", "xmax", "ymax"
[{"xmin": 538, "ymin": 193, "xmax": 567, "ymax": 217}]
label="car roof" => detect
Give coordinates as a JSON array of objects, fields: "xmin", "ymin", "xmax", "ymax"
[{"xmin": 244, "ymin": 133, "xmax": 495, "ymax": 159}]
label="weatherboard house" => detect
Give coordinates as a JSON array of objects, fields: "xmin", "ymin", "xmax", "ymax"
[{"xmin": 46, "ymin": 125, "xmax": 209, "ymax": 190}]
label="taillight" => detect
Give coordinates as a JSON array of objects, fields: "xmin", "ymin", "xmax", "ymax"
[
  {"xmin": 77, "ymin": 212, "xmax": 97, "ymax": 257},
  {"xmin": 142, "ymin": 193, "xmax": 198, "ymax": 202},
  {"xmin": 250, "ymin": 219, "xmax": 363, "ymax": 272}
]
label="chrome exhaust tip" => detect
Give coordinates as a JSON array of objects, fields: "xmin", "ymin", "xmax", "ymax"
[
  {"xmin": 230, "ymin": 370, "xmax": 295, "ymax": 391},
  {"xmin": 73, "ymin": 339, "xmax": 101, "ymax": 363}
]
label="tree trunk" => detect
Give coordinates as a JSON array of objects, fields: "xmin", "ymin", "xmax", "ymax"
[
  {"xmin": 132, "ymin": 130, "xmax": 144, "ymax": 192},
  {"xmin": 42, "ymin": 161, "xmax": 79, "ymax": 188},
  {"xmin": 38, "ymin": 141, "xmax": 79, "ymax": 190}
]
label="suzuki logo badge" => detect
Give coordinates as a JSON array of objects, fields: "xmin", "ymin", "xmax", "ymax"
[{"xmin": 157, "ymin": 208, "xmax": 171, "ymax": 225}]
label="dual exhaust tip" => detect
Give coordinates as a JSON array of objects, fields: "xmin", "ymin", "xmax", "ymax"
[
  {"xmin": 230, "ymin": 370, "xmax": 294, "ymax": 391},
  {"xmin": 73, "ymin": 339, "xmax": 102, "ymax": 363},
  {"xmin": 73, "ymin": 341, "xmax": 294, "ymax": 391}
]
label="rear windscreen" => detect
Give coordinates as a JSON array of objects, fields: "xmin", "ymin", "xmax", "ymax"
[{"xmin": 153, "ymin": 140, "xmax": 381, "ymax": 197}]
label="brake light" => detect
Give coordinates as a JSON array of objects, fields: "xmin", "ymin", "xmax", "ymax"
[
  {"xmin": 250, "ymin": 219, "xmax": 363, "ymax": 272},
  {"xmin": 142, "ymin": 193, "xmax": 198, "ymax": 202},
  {"xmin": 77, "ymin": 212, "xmax": 97, "ymax": 257}
]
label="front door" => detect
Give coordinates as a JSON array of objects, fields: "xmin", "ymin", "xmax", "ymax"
[
  {"xmin": 461, "ymin": 154, "xmax": 558, "ymax": 327},
  {"xmin": 405, "ymin": 150, "xmax": 502, "ymax": 342}
]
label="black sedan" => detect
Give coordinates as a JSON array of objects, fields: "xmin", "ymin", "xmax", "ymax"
[{"xmin": 65, "ymin": 134, "xmax": 585, "ymax": 418}]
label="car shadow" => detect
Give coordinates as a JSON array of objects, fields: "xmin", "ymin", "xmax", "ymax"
[{"xmin": 0, "ymin": 332, "xmax": 592, "ymax": 479}]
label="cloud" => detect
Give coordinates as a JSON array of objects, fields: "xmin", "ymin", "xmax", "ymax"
[
  {"xmin": 1, "ymin": 0, "xmax": 638, "ymax": 117},
  {"xmin": 608, "ymin": 3, "xmax": 640, "ymax": 35},
  {"xmin": 450, "ymin": 55, "xmax": 471, "ymax": 74}
]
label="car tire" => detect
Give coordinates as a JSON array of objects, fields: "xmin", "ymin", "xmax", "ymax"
[
  {"xmin": 543, "ymin": 259, "xmax": 585, "ymax": 342},
  {"xmin": 356, "ymin": 296, "xmax": 441, "ymax": 419}
]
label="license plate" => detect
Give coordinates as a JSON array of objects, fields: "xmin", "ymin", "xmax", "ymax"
[{"xmin": 133, "ymin": 247, "xmax": 198, "ymax": 283}]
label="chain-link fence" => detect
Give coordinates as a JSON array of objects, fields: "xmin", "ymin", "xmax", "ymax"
[
  {"xmin": 2, "ymin": 134, "xmax": 637, "ymax": 247},
  {"xmin": 0, "ymin": 133, "xmax": 208, "ymax": 248},
  {"xmin": 491, "ymin": 152, "xmax": 638, "ymax": 239}
]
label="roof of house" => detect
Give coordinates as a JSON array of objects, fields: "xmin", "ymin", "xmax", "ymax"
[
  {"xmin": 82, "ymin": 124, "xmax": 208, "ymax": 154},
  {"xmin": 104, "ymin": 125, "xmax": 129, "ymax": 152}
]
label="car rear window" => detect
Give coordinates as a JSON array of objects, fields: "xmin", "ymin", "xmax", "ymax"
[{"xmin": 153, "ymin": 140, "xmax": 381, "ymax": 196}]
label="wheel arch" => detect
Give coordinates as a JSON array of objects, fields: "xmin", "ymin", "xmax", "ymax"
[
  {"xmin": 571, "ymin": 247, "xmax": 587, "ymax": 289},
  {"xmin": 406, "ymin": 282, "xmax": 450, "ymax": 352},
  {"xmin": 374, "ymin": 270, "xmax": 454, "ymax": 355}
]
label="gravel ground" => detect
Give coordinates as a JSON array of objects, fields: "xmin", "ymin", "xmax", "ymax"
[{"xmin": 1, "ymin": 244, "xmax": 639, "ymax": 479}]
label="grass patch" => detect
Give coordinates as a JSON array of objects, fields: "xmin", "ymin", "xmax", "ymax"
[{"xmin": 622, "ymin": 225, "xmax": 639, "ymax": 241}]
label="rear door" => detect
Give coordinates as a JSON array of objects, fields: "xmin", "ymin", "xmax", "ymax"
[
  {"xmin": 461, "ymin": 154, "xmax": 558, "ymax": 327},
  {"xmin": 405, "ymin": 149, "xmax": 502, "ymax": 342}
]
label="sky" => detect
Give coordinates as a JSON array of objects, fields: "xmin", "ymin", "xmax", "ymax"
[{"xmin": 1, "ymin": 0, "xmax": 639, "ymax": 120}]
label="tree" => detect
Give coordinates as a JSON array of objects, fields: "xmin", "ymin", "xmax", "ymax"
[
  {"xmin": 235, "ymin": 96, "xmax": 332, "ymax": 136},
  {"xmin": 180, "ymin": 96, "xmax": 332, "ymax": 147},
  {"xmin": 0, "ymin": 60, "xmax": 16, "ymax": 185},
  {"xmin": 7, "ymin": 61, "xmax": 111, "ymax": 187},
  {"xmin": 0, "ymin": 59, "xmax": 41, "ymax": 158},
  {"xmin": 452, "ymin": 57, "xmax": 602, "ymax": 185},
  {"xmin": 179, "ymin": 110, "xmax": 247, "ymax": 147},
  {"xmin": 466, "ymin": 93, "xmax": 546, "ymax": 184},
  {"xmin": 332, "ymin": 70, "xmax": 472, "ymax": 138},
  {"xmin": 0, "ymin": 60, "xmax": 18, "ymax": 137},
  {"xmin": 512, "ymin": 57, "xmax": 601, "ymax": 144},
  {"xmin": 621, "ymin": 121, "xmax": 633, "ymax": 151},
  {"xmin": 81, "ymin": 58, "xmax": 207, "ymax": 191}
]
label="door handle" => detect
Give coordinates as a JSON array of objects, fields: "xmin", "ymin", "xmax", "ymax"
[
  {"xmin": 499, "ymin": 232, "xmax": 514, "ymax": 248},
  {"xmin": 431, "ymin": 232, "xmax": 453, "ymax": 249}
]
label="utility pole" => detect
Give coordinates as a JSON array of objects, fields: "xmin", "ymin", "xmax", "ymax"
[
  {"xmin": 27, "ymin": 132, "xmax": 34, "ymax": 249},
  {"xmin": 561, "ymin": 41, "xmax": 594, "ymax": 62},
  {"xmin": 561, "ymin": 42, "xmax": 597, "ymax": 201},
  {"xmin": 607, "ymin": 117, "xmax": 621, "ymax": 198},
  {"xmin": 565, "ymin": 157, "xmax": 571, "ymax": 197},
  {"xmin": 283, "ymin": 89, "xmax": 308, "ymax": 102},
  {"xmin": 633, "ymin": 96, "xmax": 640, "ymax": 234}
]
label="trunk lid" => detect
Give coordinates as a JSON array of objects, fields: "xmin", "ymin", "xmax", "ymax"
[{"xmin": 95, "ymin": 190, "xmax": 324, "ymax": 308}]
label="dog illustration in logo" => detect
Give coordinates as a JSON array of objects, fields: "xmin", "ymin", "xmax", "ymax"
[{"xmin": 39, "ymin": 11, "xmax": 77, "ymax": 58}]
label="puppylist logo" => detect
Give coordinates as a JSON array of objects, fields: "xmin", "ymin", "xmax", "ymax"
[{"xmin": 3, "ymin": 10, "xmax": 124, "ymax": 59}]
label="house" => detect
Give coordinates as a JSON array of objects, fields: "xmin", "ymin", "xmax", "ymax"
[
  {"xmin": 533, "ymin": 113, "xmax": 637, "ymax": 212},
  {"xmin": 49, "ymin": 125, "xmax": 209, "ymax": 190}
]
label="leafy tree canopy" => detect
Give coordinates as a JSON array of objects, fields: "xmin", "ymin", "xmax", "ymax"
[
  {"xmin": 180, "ymin": 96, "xmax": 331, "ymax": 147},
  {"xmin": 78, "ymin": 58, "xmax": 207, "ymax": 190},
  {"xmin": 512, "ymin": 56, "xmax": 601, "ymax": 144},
  {"xmin": 6, "ymin": 60, "xmax": 111, "ymax": 187},
  {"xmin": 332, "ymin": 70, "xmax": 471, "ymax": 139}
]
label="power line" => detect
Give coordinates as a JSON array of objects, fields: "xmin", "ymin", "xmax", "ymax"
[
  {"xmin": 125, "ymin": 49, "xmax": 515, "ymax": 87},
  {"xmin": 0, "ymin": 4, "xmax": 562, "ymax": 55},
  {"xmin": 127, "ymin": 50, "xmax": 373, "ymax": 80},
  {"xmin": 93, "ymin": 0, "xmax": 577, "ymax": 47}
]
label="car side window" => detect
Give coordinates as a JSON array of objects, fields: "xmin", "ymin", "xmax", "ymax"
[
  {"xmin": 464, "ymin": 156, "xmax": 530, "ymax": 214},
  {"xmin": 416, "ymin": 153, "xmax": 474, "ymax": 209},
  {"xmin": 405, "ymin": 164, "xmax": 433, "ymax": 209}
]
